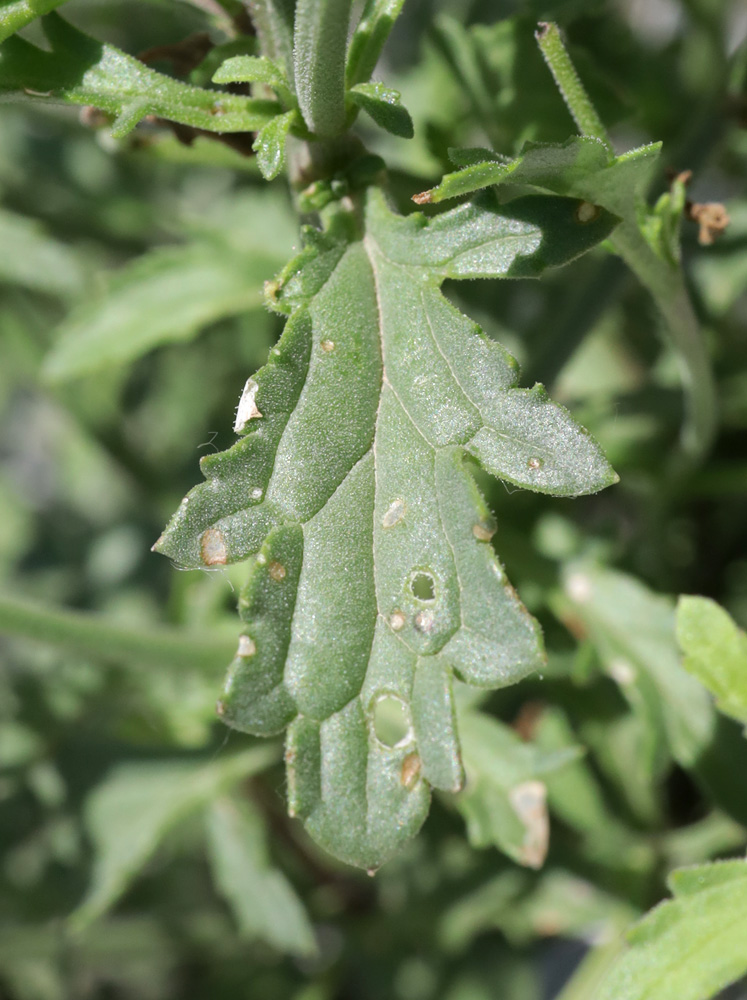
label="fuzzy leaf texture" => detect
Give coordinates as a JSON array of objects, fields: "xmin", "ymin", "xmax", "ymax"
[
  {"xmin": 155, "ymin": 187, "xmax": 619, "ymax": 869},
  {"xmin": 0, "ymin": 13, "xmax": 281, "ymax": 135},
  {"xmin": 597, "ymin": 860, "xmax": 747, "ymax": 1000}
]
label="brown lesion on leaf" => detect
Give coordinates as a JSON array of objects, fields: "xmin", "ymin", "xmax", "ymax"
[
  {"xmin": 412, "ymin": 190, "xmax": 433, "ymax": 205},
  {"xmin": 200, "ymin": 528, "xmax": 228, "ymax": 566},
  {"xmin": 400, "ymin": 753, "xmax": 421, "ymax": 789}
]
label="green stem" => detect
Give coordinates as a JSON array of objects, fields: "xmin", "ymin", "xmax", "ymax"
[
  {"xmin": 536, "ymin": 20, "xmax": 717, "ymax": 460},
  {"xmin": 535, "ymin": 22, "xmax": 612, "ymax": 151},
  {"xmin": 0, "ymin": 593, "xmax": 235, "ymax": 671},
  {"xmin": 610, "ymin": 222, "xmax": 717, "ymax": 460}
]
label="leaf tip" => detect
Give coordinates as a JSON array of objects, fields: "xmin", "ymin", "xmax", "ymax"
[{"xmin": 412, "ymin": 190, "xmax": 433, "ymax": 205}]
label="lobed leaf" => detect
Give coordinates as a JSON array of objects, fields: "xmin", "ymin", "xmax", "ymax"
[
  {"xmin": 155, "ymin": 188, "xmax": 618, "ymax": 869},
  {"xmin": 415, "ymin": 135, "xmax": 660, "ymax": 219},
  {"xmin": 597, "ymin": 860, "xmax": 747, "ymax": 1000},
  {"xmin": 676, "ymin": 596, "xmax": 747, "ymax": 731},
  {"xmin": 0, "ymin": 13, "xmax": 281, "ymax": 135}
]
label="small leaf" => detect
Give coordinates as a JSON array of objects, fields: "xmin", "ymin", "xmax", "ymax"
[
  {"xmin": 456, "ymin": 709, "xmax": 582, "ymax": 868},
  {"xmin": 416, "ymin": 135, "xmax": 660, "ymax": 219},
  {"xmin": 156, "ymin": 188, "xmax": 618, "ymax": 869},
  {"xmin": 205, "ymin": 796, "xmax": 317, "ymax": 956},
  {"xmin": 293, "ymin": 0, "xmax": 351, "ymax": 137},
  {"xmin": 349, "ymin": 81, "xmax": 414, "ymax": 138},
  {"xmin": 0, "ymin": 13, "xmax": 282, "ymax": 135},
  {"xmin": 253, "ymin": 109, "xmax": 299, "ymax": 180},
  {"xmin": 597, "ymin": 860, "xmax": 747, "ymax": 1000},
  {"xmin": 0, "ymin": 0, "xmax": 66, "ymax": 43},
  {"xmin": 346, "ymin": 0, "xmax": 406, "ymax": 87},
  {"xmin": 212, "ymin": 54, "xmax": 295, "ymax": 108},
  {"xmin": 70, "ymin": 748, "xmax": 278, "ymax": 930},
  {"xmin": 676, "ymin": 596, "xmax": 747, "ymax": 731}
]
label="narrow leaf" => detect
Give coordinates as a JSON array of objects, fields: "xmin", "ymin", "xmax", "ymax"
[
  {"xmin": 677, "ymin": 596, "xmax": 747, "ymax": 730},
  {"xmin": 349, "ymin": 81, "xmax": 413, "ymax": 138},
  {"xmin": 206, "ymin": 797, "xmax": 317, "ymax": 956},
  {"xmin": 0, "ymin": 14, "xmax": 281, "ymax": 135},
  {"xmin": 212, "ymin": 54, "xmax": 295, "ymax": 107},
  {"xmin": 597, "ymin": 860, "xmax": 747, "ymax": 1000},
  {"xmin": 70, "ymin": 748, "xmax": 278, "ymax": 929},
  {"xmin": 156, "ymin": 188, "xmax": 618, "ymax": 869},
  {"xmin": 43, "ymin": 240, "xmax": 287, "ymax": 381},
  {"xmin": 293, "ymin": 0, "xmax": 351, "ymax": 137},
  {"xmin": 253, "ymin": 109, "xmax": 299, "ymax": 179},
  {"xmin": 346, "ymin": 0, "xmax": 406, "ymax": 87}
]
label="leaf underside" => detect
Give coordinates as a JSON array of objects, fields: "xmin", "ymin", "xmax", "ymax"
[{"xmin": 156, "ymin": 188, "xmax": 618, "ymax": 869}]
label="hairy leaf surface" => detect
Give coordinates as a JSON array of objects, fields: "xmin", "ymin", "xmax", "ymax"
[
  {"xmin": 0, "ymin": 14, "xmax": 281, "ymax": 135},
  {"xmin": 597, "ymin": 860, "xmax": 747, "ymax": 1000},
  {"xmin": 156, "ymin": 188, "xmax": 618, "ymax": 868}
]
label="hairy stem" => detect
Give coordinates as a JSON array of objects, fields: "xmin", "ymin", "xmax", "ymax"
[
  {"xmin": 535, "ymin": 22, "xmax": 612, "ymax": 150},
  {"xmin": 0, "ymin": 593, "xmax": 235, "ymax": 671}
]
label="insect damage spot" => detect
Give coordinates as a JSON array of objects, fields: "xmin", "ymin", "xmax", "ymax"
[
  {"xmin": 372, "ymin": 693, "xmax": 413, "ymax": 748},
  {"xmin": 400, "ymin": 753, "xmax": 421, "ymax": 789},
  {"xmin": 234, "ymin": 378, "xmax": 262, "ymax": 433},
  {"xmin": 575, "ymin": 201, "xmax": 601, "ymax": 224},
  {"xmin": 268, "ymin": 561, "xmax": 287, "ymax": 582},
  {"xmin": 200, "ymin": 528, "xmax": 227, "ymax": 566},
  {"xmin": 382, "ymin": 498, "xmax": 406, "ymax": 528},
  {"xmin": 509, "ymin": 780, "xmax": 549, "ymax": 869},
  {"xmin": 237, "ymin": 635, "xmax": 256, "ymax": 658},
  {"xmin": 472, "ymin": 521, "xmax": 496, "ymax": 541}
]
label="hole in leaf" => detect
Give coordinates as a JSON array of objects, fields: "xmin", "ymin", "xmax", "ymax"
[
  {"xmin": 410, "ymin": 572, "xmax": 436, "ymax": 601},
  {"xmin": 372, "ymin": 694, "xmax": 413, "ymax": 748}
]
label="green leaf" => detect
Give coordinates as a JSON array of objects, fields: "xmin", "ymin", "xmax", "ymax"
[
  {"xmin": 253, "ymin": 109, "xmax": 299, "ymax": 179},
  {"xmin": 677, "ymin": 596, "xmax": 747, "ymax": 730},
  {"xmin": 0, "ymin": 207, "xmax": 85, "ymax": 297},
  {"xmin": 70, "ymin": 747, "xmax": 279, "ymax": 930},
  {"xmin": 597, "ymin": 860, "xmax": 747, "ymax": 1000},
  {"xmin": 212, "ymin": 54, "xmax": 296, "ymax": 108},
  {"xmin": 293, "ymin": 0, "xmax": 351, "ymax": 137},
  {"xmin": 43, "ymin": 236, "xmax": 289, "ymax": 381},
  {"xmin": 456, "ymin": 709, "xmax": 582, "ymax": 868},
  {"xmin": 559, "ymin": 565, "xmax": 747, "ymax": 826},
  {"xmin": 205, "ymin": 796, "xmax": 317, "ymax": 956},
  {"xmin": 415, "ymin": 135, "xmax": 659, "ymax": 218},
  {"xmin": 349, "ymin": 82, "xmax": 414, "ymax": 139},
  {"xmin": 155, "ymin": 187, "xmax": 618, "ymax": 870},
  {"xmin": 0, "ymin": 0, "xmax": 65, "ymax": 42},
  {"xmin": 0, "ymin": 14, "xmax": 281, "ymax": 135},
  {"xmin": 346, "ymin": 0, "xmax": 406, "ymax": 87}
]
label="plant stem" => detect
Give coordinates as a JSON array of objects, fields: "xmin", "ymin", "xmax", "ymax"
[
  {"xmin": 535, "ymin": 22, "xmax": 612, "ymax": 150},
  {"xmin": 535, "ymin": 20, "xmax": 717, "ymax": 460},
  {"xmin": 0, "ymin": 593, "xmax": 236, "ymax": 671},
  {"xmin": 610, "ymin": 222, "xmax": 717, "ymax": 460}
]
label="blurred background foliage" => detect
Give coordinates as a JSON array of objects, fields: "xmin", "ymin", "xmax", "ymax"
[{"xmin": 0, "ymin": 0, "xmax": 746, "ymax": 997}]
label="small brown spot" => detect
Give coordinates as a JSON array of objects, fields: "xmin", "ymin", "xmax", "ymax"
[
  {"xmin": 389, "ymin": 610, "xmax": 406, "ymax": 631},
  {"xmin": 210, "ymin": 102, "xmax": 226, "ymax": 115},
  {"xmin": 200, "ymin": 528, "xmax": 227, "ymax": 566},
  {"xmin": 528, "ymin": 457, "xmax": 543, "ymax": 470},
  {"xmin": 216, "ymin": 700, "xmax": 226, "ymax": 717},
  {"xmin": 575, "ymin": 201, "xmax": 601, "ymax": 224},
  {"xmin": 401, "ymin": 752, "xmax": 421, "ymax": 789},
  {"xmin": 320, "ymin": 339, "xmax": 335, "ymax": 352},
  {"xmin": 512, "ymin": 701, "xmax": 546, "ymax": 741},
  {"xmin": 412, "ymin": 190, "xmax": 433, "ymax": 205},
  {"xmin": 284, "ymin": 747, "xmax": 297, "ymax": 764},
  {"xmin": 268, "ymin": 561, "xmax": 286, "ymax": 582},
  {"xmin": 472, "ymin": 522, "xmax": 495, "ymax": 541},
  {"xmin": 689, "ymin": 201, "xmax": 730, "ymax": 245}
]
